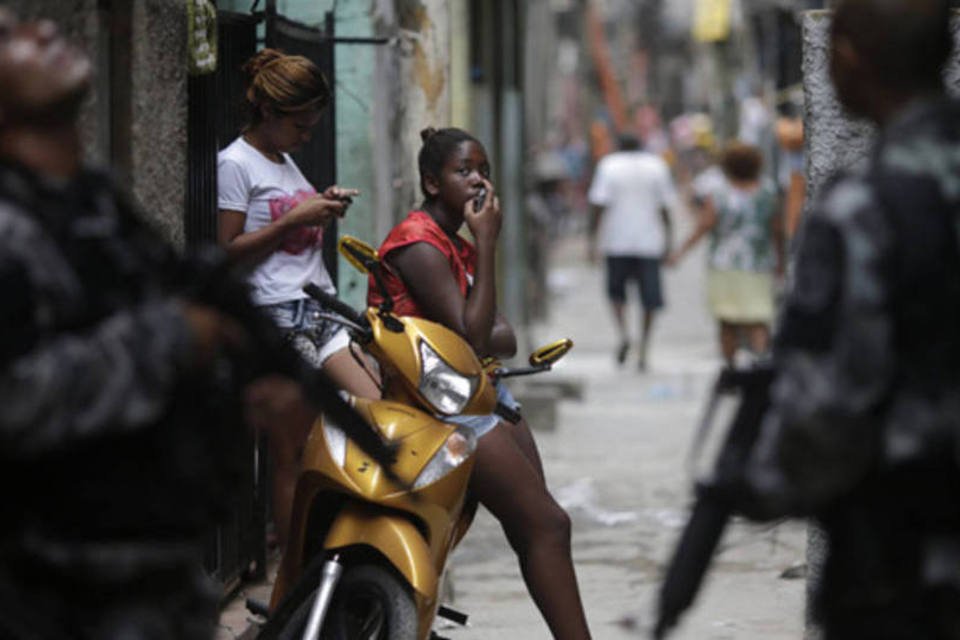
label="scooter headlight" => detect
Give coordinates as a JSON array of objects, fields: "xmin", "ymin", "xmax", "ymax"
[
  {"xmin": 418, "ymin": 340, "xmax": 477, "ymax": 415},
  {"xmin": 412, "ymin": 426, "xmax": 477, "ymax": 489}
]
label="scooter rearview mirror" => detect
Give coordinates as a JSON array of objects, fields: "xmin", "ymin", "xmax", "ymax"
[
  {"xmin": 529, "ymin": 338, "xmax": 573, "ymax": 367},
  {"xmin": 338, "ymin": 234, "xmax": 397, "ymax": 318},
  {"xmin": 338, "ymin": 235, "xmax": 380, "ymax": 275}
]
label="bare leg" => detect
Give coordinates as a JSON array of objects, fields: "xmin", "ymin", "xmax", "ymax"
[
  {"xmin": 321, "ymin": 344, "xmax": 381, "ymax": 398},
  {"xmin": 470, "ymin": 425, "xmax": 592, "ymax": 640},
  {"xmin": 719, "ymin": 321, "xmax": 738, "ymax": 365},
  {"xmin": 245, "ymin": 377, "xmax": 315, "ymax": 552},
  {"xmin": 266, "ymin": 417, "xmax": 310, "ymax": 550},
  {"xmin": 745, "ymin": 322, "xmax": 771, "ymax": 357},
  {"xmin": 611, "ymin": 300, "xmax": 629, "ymax": 364},
  {"xmin": 638, "ymin": 309, "xmax": 656, "ymax": 370},
  {"xmin": 504, "ymin": 415, "xmax": 546, "ymax": 484}
]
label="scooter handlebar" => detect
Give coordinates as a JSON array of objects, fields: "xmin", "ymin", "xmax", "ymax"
[
  {"xmin": 302, "ymin": 283, "xmax": 366, "ymax": 328},
  {"xmin": 494, "ymin": 401, "xmax": 522, "ymax": 424},
  {"xmin": 494, "ymin": 364, "xmax": 550, "ymax": 379}
]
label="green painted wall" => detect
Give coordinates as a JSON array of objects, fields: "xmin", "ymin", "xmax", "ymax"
[
  {"xmin": 449, "ymin": 0, "xmax": 470, "ymax": 127},
  {"xmin": 280, "ymin": 1, "xmax": 379, "ymax": 310}
]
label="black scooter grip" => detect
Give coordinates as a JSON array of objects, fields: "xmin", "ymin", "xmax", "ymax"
[{"xmin": 302, "ymin": 283, "xmax": 365, "ymax": 326}]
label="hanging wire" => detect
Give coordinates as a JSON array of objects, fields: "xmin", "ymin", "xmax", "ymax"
[{"xmin": 249, "ymin": 0, "xmax": 261, "ymax": 12}]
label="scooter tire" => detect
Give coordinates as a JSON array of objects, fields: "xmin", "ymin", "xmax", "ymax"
[{"xmin": 280, "ymin": 564, "xmax": 418, "ymax": 640}]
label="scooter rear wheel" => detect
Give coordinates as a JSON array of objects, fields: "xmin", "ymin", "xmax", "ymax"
[{"xmin": 284, "ymin": 563, "xmax": 418, "ymax": 640}]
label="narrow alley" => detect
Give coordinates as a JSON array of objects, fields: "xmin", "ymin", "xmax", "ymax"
[
  {"xmin": 441, "ymin": 228, "xmax": 806, "ymax": 639},
  {"xmin": 3, "ymin": 2, "xmax": 959, "ymax": 640}
]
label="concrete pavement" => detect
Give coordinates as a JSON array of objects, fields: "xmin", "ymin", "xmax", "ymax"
[{"xmin": 439, "ymin": 232, "xmax": 806, "ymax": 639}]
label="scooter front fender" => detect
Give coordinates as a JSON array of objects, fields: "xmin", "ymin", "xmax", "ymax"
[{"xmin": 324, "ymin": 503, "xmax": 438, "ymax": 601}]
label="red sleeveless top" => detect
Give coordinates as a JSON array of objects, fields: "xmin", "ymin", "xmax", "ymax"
[{"xmin": 368, "ymin": 211, "xmax": 476, "ymax": 318}]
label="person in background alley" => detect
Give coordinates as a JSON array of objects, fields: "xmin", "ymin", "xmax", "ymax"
[
  {"xmin": 588, "ymin": 133, "xmax": 678, "ymax": 371},
  {"xmin": 369, "ymin": 127, "xmax": 593, "ymax": 640},
  {"xmin": 0, "ymin": 11, "xmax": 311, "ymax": 638},
  {"xmin": 688, "ymin": 137, "xmax": 725, "ymax": 211},
  {"xmin": 744, "ymin": 0, "xmax": 960, "ymax": 636},
  {"xmin": 525, "ymin": 151, "xmax": 569, "ymax": 320},
  {"xmin": 669, "ymin": 142, "xmax": 783, "ymax": 366},
  {"xmin": 738, "ymin": 85, "xmax": 773, "ymax": 148},
  {"xmin": 217, "ymin": 48, "xmax": 380, "ymax": 550},
  {"xmin": 774, "ymin": 100, "xmax": 806, "ymax": 240}
]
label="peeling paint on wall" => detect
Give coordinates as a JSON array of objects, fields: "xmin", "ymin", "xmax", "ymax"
[
  {"xmin": 413, "ymin": 40, "xmax": 447, "ymax": 110},
  {"xmin": 397, "ymin": 1, "xmax": 428, "ymax": 31}
]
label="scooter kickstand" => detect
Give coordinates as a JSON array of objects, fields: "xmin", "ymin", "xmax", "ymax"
[{"xmin": 437, "ymin": 604, "xmax": 469, "ymax": 626}]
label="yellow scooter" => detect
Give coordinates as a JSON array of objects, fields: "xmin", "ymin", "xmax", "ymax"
[{"xmin": 255, "ymin": 237, "xmax": 572, "ymax": 640}]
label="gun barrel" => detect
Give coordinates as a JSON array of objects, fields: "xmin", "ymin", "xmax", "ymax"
[{"xmin": 654, "ymin": 497, "xmax": 732, "ymax": 639}]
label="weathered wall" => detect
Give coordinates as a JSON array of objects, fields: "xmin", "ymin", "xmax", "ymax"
[
  {"xmin": 130, "ymin": 0, "xmax": 188, "ymax": 246},
  {"xmin": 5, "ymin": 0, "xmax": 188, "ymax": 246},
  {"xmin": 448, "ymin": 0, "xmax": 470, "ymax": 128},
  {"xmin": 802, "ymin": 9, "xmax": 960, "ymax": 201},
  {"xmin": 801, "ymin": 11, "xmax": 875, "ymax": 200},
  {"xmin": 523, "ymin": 0, "xmax": 559, "ymax": 153},
  {"xmin": 375, "ymin": 0, "xmax": 452, "ymax": 219},
  {"xmin": 329, "ymin": 3, "xmax": 383, "ymax": 309}
]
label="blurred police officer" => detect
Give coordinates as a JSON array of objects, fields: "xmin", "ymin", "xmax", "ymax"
[
  {"xmin": 747, "ymin": 0, "xmax": 960, "ymax": 637},
  {"xmin": 0, "ymin": 11, "xmax": 310, "ymax": 639}
]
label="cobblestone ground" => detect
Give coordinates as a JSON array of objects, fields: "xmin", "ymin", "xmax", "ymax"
[{"xmin": 439, "ymin": 230, "xmax": 806, "ymax": 640}]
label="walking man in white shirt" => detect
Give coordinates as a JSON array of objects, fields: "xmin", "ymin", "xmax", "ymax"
[{"xmin": 588, "ymin": 134, "xmax": 677, "ymax": 370}]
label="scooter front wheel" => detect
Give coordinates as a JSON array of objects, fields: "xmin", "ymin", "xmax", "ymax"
[{"xmin": 283, "ymin": 564, "xmax": 418, "ymax": 640}]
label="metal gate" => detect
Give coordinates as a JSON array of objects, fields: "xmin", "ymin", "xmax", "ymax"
[
  {"xmin": 186, "ymin": 9, "xmax": 267, "ymax": 593},
  {"xmin": 186, "ymin": 10, "xmax": 259, "ymax": 247}
]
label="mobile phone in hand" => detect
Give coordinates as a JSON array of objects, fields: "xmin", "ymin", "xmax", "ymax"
[{"xmin": 473, "ymin": 188, "xmax": 487, "ymax": 211}]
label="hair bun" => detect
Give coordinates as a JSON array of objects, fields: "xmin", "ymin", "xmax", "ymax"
[
  {"xmin": 242, "ymin": 48, "xmax": 285, "ymax": 80},
  {"xmin": 420, "ymin": 127, "xmax": 438, "ymax": 143}
]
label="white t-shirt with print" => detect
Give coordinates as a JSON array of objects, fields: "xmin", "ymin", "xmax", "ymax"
[
  {"xmin": 217, "ymin": 136, "xmax": 335, "ymax": 306},
  {"xmin": 587, "ymin": 151, "xmax": 678, "ymax": 258}
]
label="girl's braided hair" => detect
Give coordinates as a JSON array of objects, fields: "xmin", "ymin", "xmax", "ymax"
[{"xmin": 241, "ymin": 48, "xmax": 329, "ymax": 127}]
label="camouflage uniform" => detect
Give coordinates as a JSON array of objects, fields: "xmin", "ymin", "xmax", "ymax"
[
  {"xmin": 748, "ymin": 98, "xmax": 960, "ymax": 638},
  {"xmin": 0, "ymin": 161, "xmax": 243, "ymax": 638}
]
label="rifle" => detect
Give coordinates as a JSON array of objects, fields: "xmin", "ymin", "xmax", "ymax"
[{"xmin": 654, "ymin": 364, "xmax": 774, "ymax": 639}]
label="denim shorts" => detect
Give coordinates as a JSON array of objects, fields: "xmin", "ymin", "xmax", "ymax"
[
  {"xmin": 443, "ymin": 382, "xmax": 521, "ymax": 438},
  {"xmin": 261, "ymin": 298, "xmax": 350, "ymax": 369}
]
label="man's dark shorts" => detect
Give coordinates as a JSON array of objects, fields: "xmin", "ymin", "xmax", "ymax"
[{"xmin": 605, "ymin": 255, "xmax": 664, "ymax": 311}]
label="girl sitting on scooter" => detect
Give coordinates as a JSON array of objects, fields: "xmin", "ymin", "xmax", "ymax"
[{"xmin": 368, "ymin": 127, "xmax": 593, "ymax": 640}]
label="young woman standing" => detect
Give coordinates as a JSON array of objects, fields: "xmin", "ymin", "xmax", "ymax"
[{"xmin": 217, "ymin": 49, "xmax": 379, "ymax": 547}]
